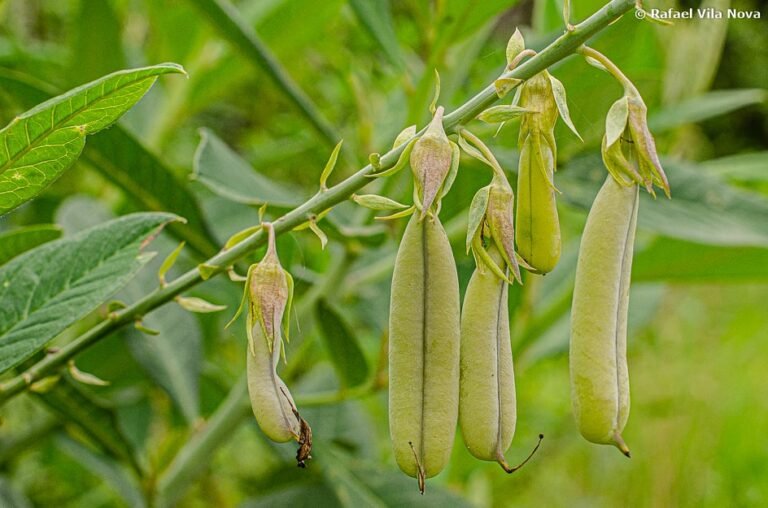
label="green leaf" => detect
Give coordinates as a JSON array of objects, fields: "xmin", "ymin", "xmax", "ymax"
[
  {"xmin": 477, "ymin": 105, "xmax": 530, "ymax": 123},
  {"xmin": 55, "ymin": 435, "xmax": 146, "ymax": 508},
  {"xmin": 193, "ymin": 128, "xmax": 301, "ymax": 208},
  {"xmin": 351, "ymin": 194, "xmax": 409, "ymax": 211},
  {"xmin": 0, "ymin": 224, "xmax": 62, "ymax": 266},
  {"xmin": 0, "ymin": 475, "xmax": 32, "ymax": 508},
  {"xmin": 0, "ymin": 69, "xmax": 216, "ymax": 258},
  {"xmin": 315, "ymin": 299, "xmax": 368, "ymax": 388},
  {"xmin": 649, "ymin": 89, "xmax": 768, "ymax": 133},
  {"xmin": 548, "ymin": 74, "xmax": 582, "ymax": 140},
  {"xmin": 125, "ymin": 302, "xmax": 202, "ymax": 422},
  {"xmin": 559, "ymin": 156, "xmax": 768, "ymax": 247},
  {"xmin": 702, "ymin": 152, "xmax": 768, "ymax": 183},
  {"xmin": 633, "ymin": 238, "xmax": 768, "ymax": 282},
  {"xmin": 186, "ymin": 0, "xmax": 340, "ymax": 147},
  {"xmin": 324, "ymin": 448, "xmax": 473, "ymax": 507},
  {"xmin": 319, "ymin": 139, "xmax": 344, "ymax": 190},
  {"xmin": 158, "ymin": 241, "xmax": 185, "ymax": 285},
  {"xmin": 0, "ymin": 212, "xmax": 176, "ymax": 374},
  {"xmin": 349, "ymin": 0, "xmax": 404, "ymax": 69},
  {"xmin": 35, "ymin": 377, "xmax": 140, "ymax": 473},
  {"xmin": 0, "ymin": 63, "xmax": 185, "ymax": 216},
  {"xmin": 69, "ymin": 0, "xmax": 126, "ymax": 81}
]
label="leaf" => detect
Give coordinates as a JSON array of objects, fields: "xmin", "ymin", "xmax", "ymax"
[
  {"xmin": 84, "ymin": 128, "xmax": 218, "ymax": 257},
  {"xmin": 176, "ymin": 295, "xmax": 227, "ymax": 313},
  {"xmin": 702, "ymin": 152, "xmax": 768, "ymax": 183},
  {"xmin": 0, "ymin": 476, "xmax": 32, "ymax": 508},
  {"xmin": 633, "ymin": 238, "xmax": 768, "ymax": 282},
  {"xmin": 315, "ymin": 299, "xmax": 368, "ymax": 388},
  {"xmin": 548, "ymin": 74, "xmax": 582, "ymax": 140},
  {"xmin": 559, "ymin": 156, "xmax": 768, "ymax": 247},
  {"xmin": 466, "ymin": 185, "xmax": 490, "ymax": 254},
  {"xmin": 349, "ymin": 0, "xmax": 404, "ymax": 69},
  {"xmin": 34, "ymin": 377, "xmax": 140, "ymax": 472},
  {"xmin": 0, "ymin": 63, "xmax": 185, "ymax": 216},
  {"xmin": 158, "ymin": 241, "xmax": 185, "ymax": 285},
  {"xmin": 649, "ymin": 89, "xmax": 768, "ymax": 132},
  {"xmin": 351, "ymin": 194, "xmax": 409, "ymax": 211},
  {"xmin": 324, "ymin": 448, "xmax": 473, "ymax": 507},
  {"xmin": 506, "ymin": 28, "xmax": 525, "ymax": 66},
  {"xmin": 0, "ymin": 224, "xmax": 62, "ymax": 266},
  {"xmin": 193, "ymin": 128, "xmax": 301, "ymax": 207},
  {"xmin": 69, "ymin": 0, "xmax": 126, "ymax": 81},
  {"xmin": 319, "ymin": 139, "xmax": 344, "ymax": 190},
  {"xmin": 477, "ymin": 105, "xmax": 530, "ymax": 123},
  {"xmin": 605, "ymin": 96, "xmax": 629, "ymax": 147},
  {"xmin": 0, "ymin": 70, "xmax": 217, "ymax": 257},
  {"xmin": 55, "ymin": 435, "xmax": 146, "ymax": 508},
  {"xmin": 125, "ymin": 302, "xmax": 202, "ymax": 422},
  {"xmin": 186, "ymin": 0, "xmax": 340, "ymax": 146},
  {"xmin": 0, "ymin": 212, "xmax": 176, "ymax": 373}
]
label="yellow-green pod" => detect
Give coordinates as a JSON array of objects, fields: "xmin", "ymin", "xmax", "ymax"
[
  {"xmin": 389, "ymin": 213, "xmax": 460, "ymax": 483},
  {"xmin": 459, "ymin": 247, "xmax": 516, "ymax": 467},
  {"xmin": 246, "ymin": 328, "xmax": 300, "ymax": 442},
  {"xmin": 570, "ymin": 175, "xmax": 638, "ymax": 457},
  {"xmin": 515, "ymin": 132, "xmax": 560, "ymax": 273}
]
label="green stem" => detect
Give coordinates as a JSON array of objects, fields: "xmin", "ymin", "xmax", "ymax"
[
  {"xmin": 578, "ymin": 45, "xmax": 641, "ymax": 97},
  {"xmin": 0, "ymin": 0, "xmax": 635, "ymax": 406},
  {"xmin": 154, "ymin": 377, "xmax": 250, "ymax": 508}
]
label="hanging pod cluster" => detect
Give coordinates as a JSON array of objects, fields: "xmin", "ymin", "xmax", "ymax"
[
  {"xmin": 221, "ymin": 22, "xmax": 674, "ymax": 489},
  {"xmin": 569, "ymin": 46, "xmax": 671, "ymax": 456},
  {"xmin": 230, "ymin": 223, "xmax": 312, "ymax": 467},
  {"xmin": 387, "ymin": 98, "xmax": 545, "ymax": 491}
]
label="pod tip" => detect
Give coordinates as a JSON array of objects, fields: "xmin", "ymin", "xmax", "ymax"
[{"xmin": 613, "ymin": 433, "xmax": 631, "ymax": 458}]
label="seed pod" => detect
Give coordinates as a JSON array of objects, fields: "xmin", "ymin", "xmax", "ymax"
[
  {"xmin": 459, "ymin": 246, "xmax": 516, "ymax": 466},
  {"xmin": 389, "ymin": 213, "xmax": 460, "ymax": 486},
  {"xmin": 570, "ymin": 176, "xmax": 638, "ymax": 457},
  {"xmin": 247, "ymin": 326, "xmax": 300, "ymax": 442},
  {"xmin": 242, "ymin": 224, "xmax": 304, "ymax": 447},
  {"xmin": 516, "ymin": 130, "xmax": 560, "ymax": 273},
  {"xmin": 410, "ymin": 107, "xmax": 452, "ymax": 218},
  {"xmin": 515, "ymin": 72, "xmax": 561, "ymax": 274}
]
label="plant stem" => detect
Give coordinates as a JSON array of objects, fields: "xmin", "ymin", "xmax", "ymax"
[
  {"xmin": 0, "ymin": 0, "xmax": 636, "ymax": 406},
  {"xmin": 578, "ymin": 45, "xmax": 642, "ymax": 97}
]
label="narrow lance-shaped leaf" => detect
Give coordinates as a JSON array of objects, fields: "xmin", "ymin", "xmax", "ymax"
[
  {"xmin": 0, "ymin": 213, "xmax": 177, "ymax": 373},
  {"xmin": 316, "ymin": 299, "xmax": 368, "ymax": 388},
  {"xmin": 0, "ymin": 70, "xmax": 218, "ymax": 258},
  {"xmin": 0, "ymin": 224, "xmax": 62, "ymax": 266},
  {"xmin": 0, "ymin": 64, "xmax": 185, "ymax": 215},
  {"xmin": 320, "ymin": 140, "xmax": 344, "ymax": 191},
  {"xmin": 193, "ymin": 128, "xmax": 301, "ymax": 208}
]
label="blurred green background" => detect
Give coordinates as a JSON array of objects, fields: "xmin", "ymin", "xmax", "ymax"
[{"xmin": 0, "ymin": 0, "xmax": 767, "ymax": 506}]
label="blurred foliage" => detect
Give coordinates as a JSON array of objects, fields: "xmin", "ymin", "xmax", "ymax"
[{"xmin": 0, "ymin": 0, "xmax": 766, "ymax": 506}]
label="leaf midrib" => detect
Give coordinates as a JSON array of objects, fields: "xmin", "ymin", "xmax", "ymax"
[
  {"xmin": 0, "ymin": 75, "xmax": 153, "ymax": 175},
  {"xmin": 0, "ymin": 224, "xmax": 151, "ymax": 341}
]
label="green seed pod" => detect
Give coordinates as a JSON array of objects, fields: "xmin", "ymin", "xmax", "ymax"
[
  {"xmin": 515, "ymin": 130, "xmax": 560, "ymax": 273},
  {"xmin": 515, "ymin": 73, "xmax": 560, "ymax": 274},
  {"xmin": 389, "ymin": 213, "xmax": 460, "ymax": 487},
  {"xmin": 570, "ymin": 176, "xmax": 638, "ymax": 457},
  {"xmin": 241, "ymin": 224, "xmax": 303, "ymax": 445},
  {"xmin": 247, "ymin": 326, "xmax": 300, "ymax": 442},
  {"xmin": 513, "ymin": 70, "xmax": 580, "ymax": 274},
  {"xmin": 459, "ymin": 246, "xmax": 516, "ymax": 466}
]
